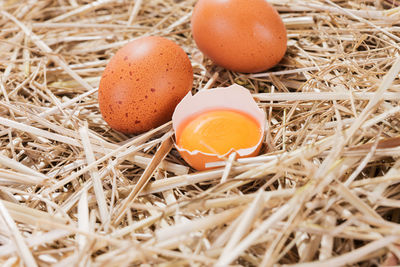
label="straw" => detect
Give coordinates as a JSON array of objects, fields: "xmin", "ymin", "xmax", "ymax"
[{"xmin": 1, "ymin": 0, "xmax": 400, "ymax": 265}]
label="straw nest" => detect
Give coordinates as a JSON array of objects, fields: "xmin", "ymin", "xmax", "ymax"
[{"xmin": 1, "ymin": 0, "xmax": 400, "ymax": 266}]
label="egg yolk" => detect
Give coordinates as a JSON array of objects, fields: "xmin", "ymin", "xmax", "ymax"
[{"xmin": 177, "ymin": 110, "xmax": 261, "ymax": 155}]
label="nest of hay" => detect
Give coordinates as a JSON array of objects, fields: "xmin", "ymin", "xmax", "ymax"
[{"xmin": 1, "ymin": 0, "xmax": 400, "ymax": 266}]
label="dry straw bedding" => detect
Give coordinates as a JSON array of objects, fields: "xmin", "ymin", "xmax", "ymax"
[{"xmin": 1, "ymin": 0, "xmax": 400, "ymax": 266}]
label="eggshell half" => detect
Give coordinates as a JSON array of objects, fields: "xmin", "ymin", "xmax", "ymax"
[{"xmin": 172, "ymin": 84, "xmax": 265, "ymax": 170}]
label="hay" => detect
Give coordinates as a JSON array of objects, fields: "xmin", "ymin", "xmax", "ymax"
[{"xmin": 1, "ymin": 0, "xmax": 400, "ymax": 266}]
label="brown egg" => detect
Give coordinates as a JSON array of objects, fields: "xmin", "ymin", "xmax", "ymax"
[
  {"xmin": 98, "ymin": 36, "xmax": 193, "ymax": 134},
  {"xmin": 191, "ymin": 0, "xmax": 287, "ymax": 73}
]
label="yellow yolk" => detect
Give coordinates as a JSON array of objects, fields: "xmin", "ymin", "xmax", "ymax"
[{"xmin": 177, "ymin": 110, "xmax": 261, "ymax": 155}]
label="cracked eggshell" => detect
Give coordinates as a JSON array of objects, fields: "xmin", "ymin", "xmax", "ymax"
[{"xmin": 172, "ymin": 84, "xmax": 265, "ymax": 170}]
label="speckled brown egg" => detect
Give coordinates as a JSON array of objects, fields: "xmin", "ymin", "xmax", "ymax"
[{"xmin": 98, "ymin": 36, "xmax": 193, "ymax": 134}]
